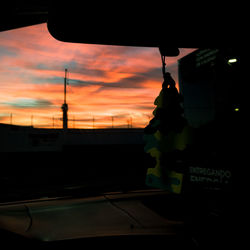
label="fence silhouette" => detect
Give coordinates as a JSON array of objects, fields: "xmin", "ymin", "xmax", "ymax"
[{"xmin": 1, "ymin": 112, "xmax": 151, "ymax": 129}]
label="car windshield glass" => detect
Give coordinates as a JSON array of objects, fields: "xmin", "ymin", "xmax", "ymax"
[
  {"xmin": 0, "ymin": 23, "xmax": 237, "ymax": 203},
  {"xmin": 0, "ymin": 24, "xmax": 195, "ymax": 202}
]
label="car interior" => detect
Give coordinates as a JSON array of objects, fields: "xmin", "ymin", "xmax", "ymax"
[{"xmin": 0, "ymin": 2, "xmax": 241, "ymax": 249}]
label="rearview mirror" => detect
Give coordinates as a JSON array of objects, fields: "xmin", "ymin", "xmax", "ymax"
[
  {"xmin": 47, "ymin": 4, "xmax": 181, "ymax": 56},
  {"xmin": 47, "ymin": 3, "xmax": 243, "ymax": 51}
]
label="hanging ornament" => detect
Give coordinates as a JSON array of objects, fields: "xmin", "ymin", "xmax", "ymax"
[{"xmin": 144, "ymin": 48, "xmax": 193, "ymax": 194}]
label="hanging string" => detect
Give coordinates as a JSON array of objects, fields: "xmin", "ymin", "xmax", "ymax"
[
  {"xmin": 160, "ymin": 52, "xmax": 176, "ymax": 88},
  {"xmin": 161, "ymin": 54, "xmax": 166, "ymax": 79}
]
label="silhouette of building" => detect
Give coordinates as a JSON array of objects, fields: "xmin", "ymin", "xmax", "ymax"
[
  {"xmin": 178, "ymin": 48, "xmax": 241, "ymax": 127},
  {"xmin": 0, "ymin": 123, "xmax": 144, "ymax": 152}
]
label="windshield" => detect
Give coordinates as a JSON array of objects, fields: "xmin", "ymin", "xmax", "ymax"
[
  {"xmin": 0, "ymin": 23, "xmax": 196, "ymax": 202},
  {"xmin": 0, "ymin": 23, "xmax": 236, "ymax": 203}
]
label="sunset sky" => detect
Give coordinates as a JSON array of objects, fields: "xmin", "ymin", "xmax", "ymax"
[{"xmin": 0, "ymin": 23, "xmax": 195, "ymax": 129}]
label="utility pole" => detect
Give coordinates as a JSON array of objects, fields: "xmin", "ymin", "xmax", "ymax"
[
  {"xmin": 31, "ymin": 115, "xmax": 33, "ymax": 127},
  {"xmin": 111, "ymin": 116, "xmax": 114, "ymax": 128},
  {"xmin": 52, "ymin": 116, "xmax": 54, "ymax": 128},
  {"xmin": 92, "ymin": 116, "xmax": 95, "ymax": 129},
  {"xmin": 127, "ymin": 117, "xmax": 132, "ymax": 128},
  {"xmin": 61, "ymin": 69, "xmax": 68, "ymax": 130}
]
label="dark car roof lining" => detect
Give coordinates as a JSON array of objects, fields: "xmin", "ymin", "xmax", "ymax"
[{"xmin": 0, "ymin": 3, "xmax": 244, "ymax": 50}]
